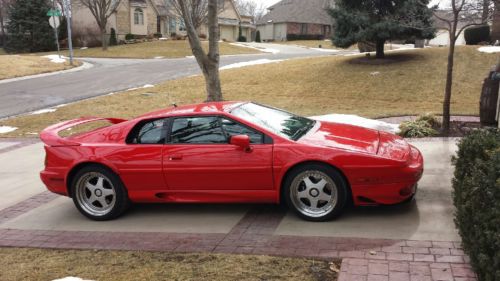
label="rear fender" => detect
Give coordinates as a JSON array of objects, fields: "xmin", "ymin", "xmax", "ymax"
[{"xmin": 40, "ymin": 117, "xmax": 127, "ymax": 147}]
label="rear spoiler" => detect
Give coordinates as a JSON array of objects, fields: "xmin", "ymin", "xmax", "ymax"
[{"xmin": 40, "ymin": 117, "xmax": 127, "ymax": 147}]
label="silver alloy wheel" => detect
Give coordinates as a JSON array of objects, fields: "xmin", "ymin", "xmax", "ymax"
[
  {"xmin": 289, "ymin": 170, "xmax": 338, "ymax": 218},
  {"xmin": 75, "ymin": 172, "xmax": 116, "ymax": 217}
]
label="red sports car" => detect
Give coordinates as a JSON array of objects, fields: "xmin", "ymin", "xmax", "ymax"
[{"xmin": 40, "ymin": 102, "xmax": 423, "ymax": 221}]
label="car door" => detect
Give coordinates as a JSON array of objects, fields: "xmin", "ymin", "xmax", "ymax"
[
  {"xmin": 112, "ymin": 118, "xmax": 168, "ymax": 192},
  {"xmin": 162, "ymin": 115, "xmax": 274, "ymax": 191}
]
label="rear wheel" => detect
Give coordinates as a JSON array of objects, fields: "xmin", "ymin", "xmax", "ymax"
[
  {"xmin": 284, "ymin": 164, "xmax": 348, "ymax": 222},
  {"xmin": 71, "ymin": 165, "xmax": 129, "ymax": 221}
]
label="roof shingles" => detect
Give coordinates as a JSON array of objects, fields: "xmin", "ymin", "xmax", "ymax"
[{"xmin": 257, "ymin": 0, "xmax": 334, "ymax": 25}]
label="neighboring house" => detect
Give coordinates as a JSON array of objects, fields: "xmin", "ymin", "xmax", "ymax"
[
  {"xmin": 199, "ymin": 0, "xmax": 254, "ymax": 41},
  {"xmin": 256, "ymin": 0, "xmax": 335, "ymax": 42},
  {"xmin": 427, "ymin": 10, "xmax": 469, "ymax": 46},
  {"xmin": 71, "ymin": 0, "xmax": 254, "ymax": 46}
]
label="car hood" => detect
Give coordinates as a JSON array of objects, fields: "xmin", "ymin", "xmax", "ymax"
[{"xmin": 298, "ymin": 121, "xmax": 410, "ymax": 160}]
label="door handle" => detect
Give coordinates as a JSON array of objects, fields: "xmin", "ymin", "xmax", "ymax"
[{"xmin": 168, "ymin": 154, "xmax": 183, "ymax": 160}]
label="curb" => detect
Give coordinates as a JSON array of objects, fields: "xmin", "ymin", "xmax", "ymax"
[{"xmin": 0, "ymin": 61, "xmax": 93, "ymax": 85}]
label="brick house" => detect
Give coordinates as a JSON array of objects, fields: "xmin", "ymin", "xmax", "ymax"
[
  {"xmin": 256, "ymin": 0, "xmax": 335, "ymax": 42},
  {"xmin": 71, "ymin": 0, "xmax": 254, "ymax": 46}
]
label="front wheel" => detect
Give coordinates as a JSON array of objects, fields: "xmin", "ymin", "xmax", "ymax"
[
  {"xmin": 284, "ymin": 164, "xmax": 348, "ymax": 222},
  {"xmin": 71, "ymin": 165, "xmax": 129, "ymax": 221}
]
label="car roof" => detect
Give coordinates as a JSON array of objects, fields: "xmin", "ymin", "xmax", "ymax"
[{"xmin": 137, "ymin": 101, "xmax": 247, "ymax": 119}]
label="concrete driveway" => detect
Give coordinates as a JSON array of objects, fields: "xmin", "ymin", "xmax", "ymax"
[
  {"xmin": 0, "ymin": 43, "xmax": 356, "ymax": 119},
  {"xmin": 0, "ymin": 139, "xmax": 459, "ymax": 242}
]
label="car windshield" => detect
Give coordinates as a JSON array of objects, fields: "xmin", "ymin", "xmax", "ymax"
[{"xmin": 230, "ymin": 103, "xmax": 316, "ymax": 141}]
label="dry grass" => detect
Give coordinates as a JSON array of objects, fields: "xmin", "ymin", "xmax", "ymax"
[
  {"xmin": 0, "ymin": 248, "xmax": 339, "ymax": 281},
  {"xmin": 55, "ymin": 40, "xmax": 260, "ymax": 59},
  {"xmin": 1, "ymin": 46, "xmax": 497, "ymax": 137},
  {"xmin": 280, "ymin": 40, "xmax": 341, "ymax": 50},
  {"xmin": 0, "ymin": 55, "xmax": 79, "ymax": 80},
  {"xmin": 0, "ymin": 48, "xmax": 6, "ymax": 55}
]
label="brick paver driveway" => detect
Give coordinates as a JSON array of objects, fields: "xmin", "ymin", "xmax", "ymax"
[{"xmin": 0, "ymin": 138, "xmax": 475, "ymax": 281}]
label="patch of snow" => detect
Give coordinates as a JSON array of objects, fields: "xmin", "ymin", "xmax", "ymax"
[
  {"xmin": 185, "ymin": 55, "xmax": 195, "ymax": 59},
  {"xmin": 80, "ymin": 47, "xmax": 88, "ymax": 50},
  {"xmin": 154, "ymin": 56, "xmax": 164, "ymax": 59},
  {"xmin": 370, "ymin": 71, "xmax": 380, "ymax": 76},
  {"xmin": 126, "ymin": 84, "xmax": 154, "ymax": 91},
  {"xmin": 159, "ymin": 37, "xmax": 168, "ymax": 41},
  {"xmin": 220, "ymin": 59, "xmax": 285, "ymax": 70},
  {"xmin": 478, "ymin": 46, "xmax": 500, "ymax": 53},
  {"xmin": 52, "ymin": 277, "xmax": 95, "ymax": 281},
  {"xmin": 310, "ymin": 114, "xmax": 400, "ymax": 134},
  {"xmin": 310, "ymin": 48, "xmax": 339, "ymax": 53},
  {"xmin": 42, "ymin": 54, "xmax": 66, "ymax": 63},
  {"xmin": 0, "ymin": 126, "xmax": 18, "ymax": 134},
  {"xmin": 31, "ymin": 108, "xmax": 57, "ymax": 115},
  {"xmin": 55, "ymin": 103, "xmax": 68, "ymax": 108},
  {"xmin": 230, "ymin": 43, "xmax": 280, "ymax": 54}
]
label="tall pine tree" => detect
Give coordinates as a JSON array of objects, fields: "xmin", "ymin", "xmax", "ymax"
[
  {"xmin": 6, "ymin": 0, "xmax": 56, "ymax": 53},
  {"xmin": 329, "ymin": 0, "xmax": 436, "ymax": 58}
]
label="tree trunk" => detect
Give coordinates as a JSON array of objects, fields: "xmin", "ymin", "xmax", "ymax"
[
  {"xmin": 375, "ymin": 39, "xmax": 385, "ymax": 59},
  {"xmin": 101, "ymin": 28, "xmax": 108, "ymax": 51},
  {"xmin": 482, "ymin": 0, "xmax": 490, "ymax": 23},
  {"xmin": 180, "ymin": 0, "xmax": 222, "ymax": 102},
  {"xmin": 203, "ymin": 62, "xmax": 222, "ymax": 101},
  {"xmin": 0, "ymin": 0, "xmax": 5, "ymax": 49},
  {"xmin": 442, "ymin": 34, "xmax": 456, "ymax": 133},
  {"xmin": 492, "ymin": 2, "xmax": 500, "ymax": 41},
  {"xmin": 205, "ymin": 0, "xmax": 222, "ymax": 101}
]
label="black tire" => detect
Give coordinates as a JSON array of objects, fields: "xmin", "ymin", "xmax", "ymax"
[
  {"xmin": 70, "ymin": 164, "xmax": 130, "ymax": 221},
  {"xmin": 283, "ymin": 163, "xmax": 348, "ymax": 222}
]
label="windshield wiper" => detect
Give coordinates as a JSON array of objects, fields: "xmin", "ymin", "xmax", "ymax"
[{"xmin": 291, "ymin": 121, "xmax": 316, "ymax": 141}]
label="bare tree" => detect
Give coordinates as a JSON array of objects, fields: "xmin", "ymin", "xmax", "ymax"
[
  {"xmin": 172, "ymin": 0, "xmax": 222, "ymax": 101},
  {"xmin": 77, "ymin": 0, "xmax": 121, "ymax": 50},
  {"xmin": 234, "ymin": 0, "xmax": 264, "ymax": 23},
  {"xmin": 0, "ymin": 0, "xmax": 11, "ymax": 49},
  {"xmin": 432, "ymin": 0, "xmax": 490, "ymax": 132},
  {"xmin": 170, "ymin": 0, "xmax": 208, "ymax": 29}
]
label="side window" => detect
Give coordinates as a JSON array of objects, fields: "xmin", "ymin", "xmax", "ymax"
[
  {"xmin": 221, "ymin": 118, "xmax": 263, "ymax": 144},
  {"xmin": 128, "ymin": 119, "xmax": 166, "ymax": 144},
  {"xmin": 170, "ymin": 117, "xmax": 226, "ymax": 144}
]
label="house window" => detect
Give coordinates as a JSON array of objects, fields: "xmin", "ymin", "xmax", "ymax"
[
  {"xmin": 179, "ymin": 19, "xmax": 186, "ymax": 31},
  {"xmin": 134, "ymin": 8, "xmax": 144, "ymax": 25},
  {"xmin": 300, "ymin": 23, "xmax": 308, "ymax": 34},
  {"xmin": 169, "ymin": 17, "xmax": 177, "ymax": 33},
  {"xmin": 323, "ymin": 25, "xmax": 331, "ymax": 35}
]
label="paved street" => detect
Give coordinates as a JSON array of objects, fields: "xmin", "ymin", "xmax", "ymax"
[{"xmin": 0, "ymin": 43, "xmax": 355, "ymax": 118}]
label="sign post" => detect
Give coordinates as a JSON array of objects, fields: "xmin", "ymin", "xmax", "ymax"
[
  {"xmin": 47, "ymin": 4, "xmax": 62, "ymax": 58},
  {"xmin": 62, "ymin": 0, "xmax": 74, "ymax": 65}
]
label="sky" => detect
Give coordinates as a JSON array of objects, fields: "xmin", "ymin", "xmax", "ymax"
[{"xmin": 252, "ymin": 0, "xmax": 281, "ymax": 9}]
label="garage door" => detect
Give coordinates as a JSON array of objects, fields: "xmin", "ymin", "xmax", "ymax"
[{"xmin": 220, "ymin": 26, "xmax": 235, "ymax": 41}]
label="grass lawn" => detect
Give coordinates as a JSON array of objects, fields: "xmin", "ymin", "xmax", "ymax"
[
  {"xmin": 0, "ymin": 46, "xmax": 496, "ymax": 137},
  {"xmin": 0, "ymin": 248, "xmax": 339, "ymax": 281},
  {"xmin": 279, "ymin": 40, "xmax": 341, "ymax": 49},
  {"xmin": 0, "ymin": 55, "xmax": 80, "ymax": 80},
  {"xmin": 56, "ymin": 40, "xmax": 260, "ymax": 59}
]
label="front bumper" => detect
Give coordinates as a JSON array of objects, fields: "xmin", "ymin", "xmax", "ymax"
[{"xmin": 352, "ymin": 145, "xmax": 423, "ymax": 206}]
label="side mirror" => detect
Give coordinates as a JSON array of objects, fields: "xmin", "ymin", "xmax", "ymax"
[{"xmin": 230, "ymin": 135, "xmax": 251, "ymax": 151}]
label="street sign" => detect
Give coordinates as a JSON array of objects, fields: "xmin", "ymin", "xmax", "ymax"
[
  {"xmin": 48, "ymin": 16, "xmax": 60, "ymax": 29},
  {"xmin": 46, "ymin": 9, "xmax": 62, "ymax": 17}
]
